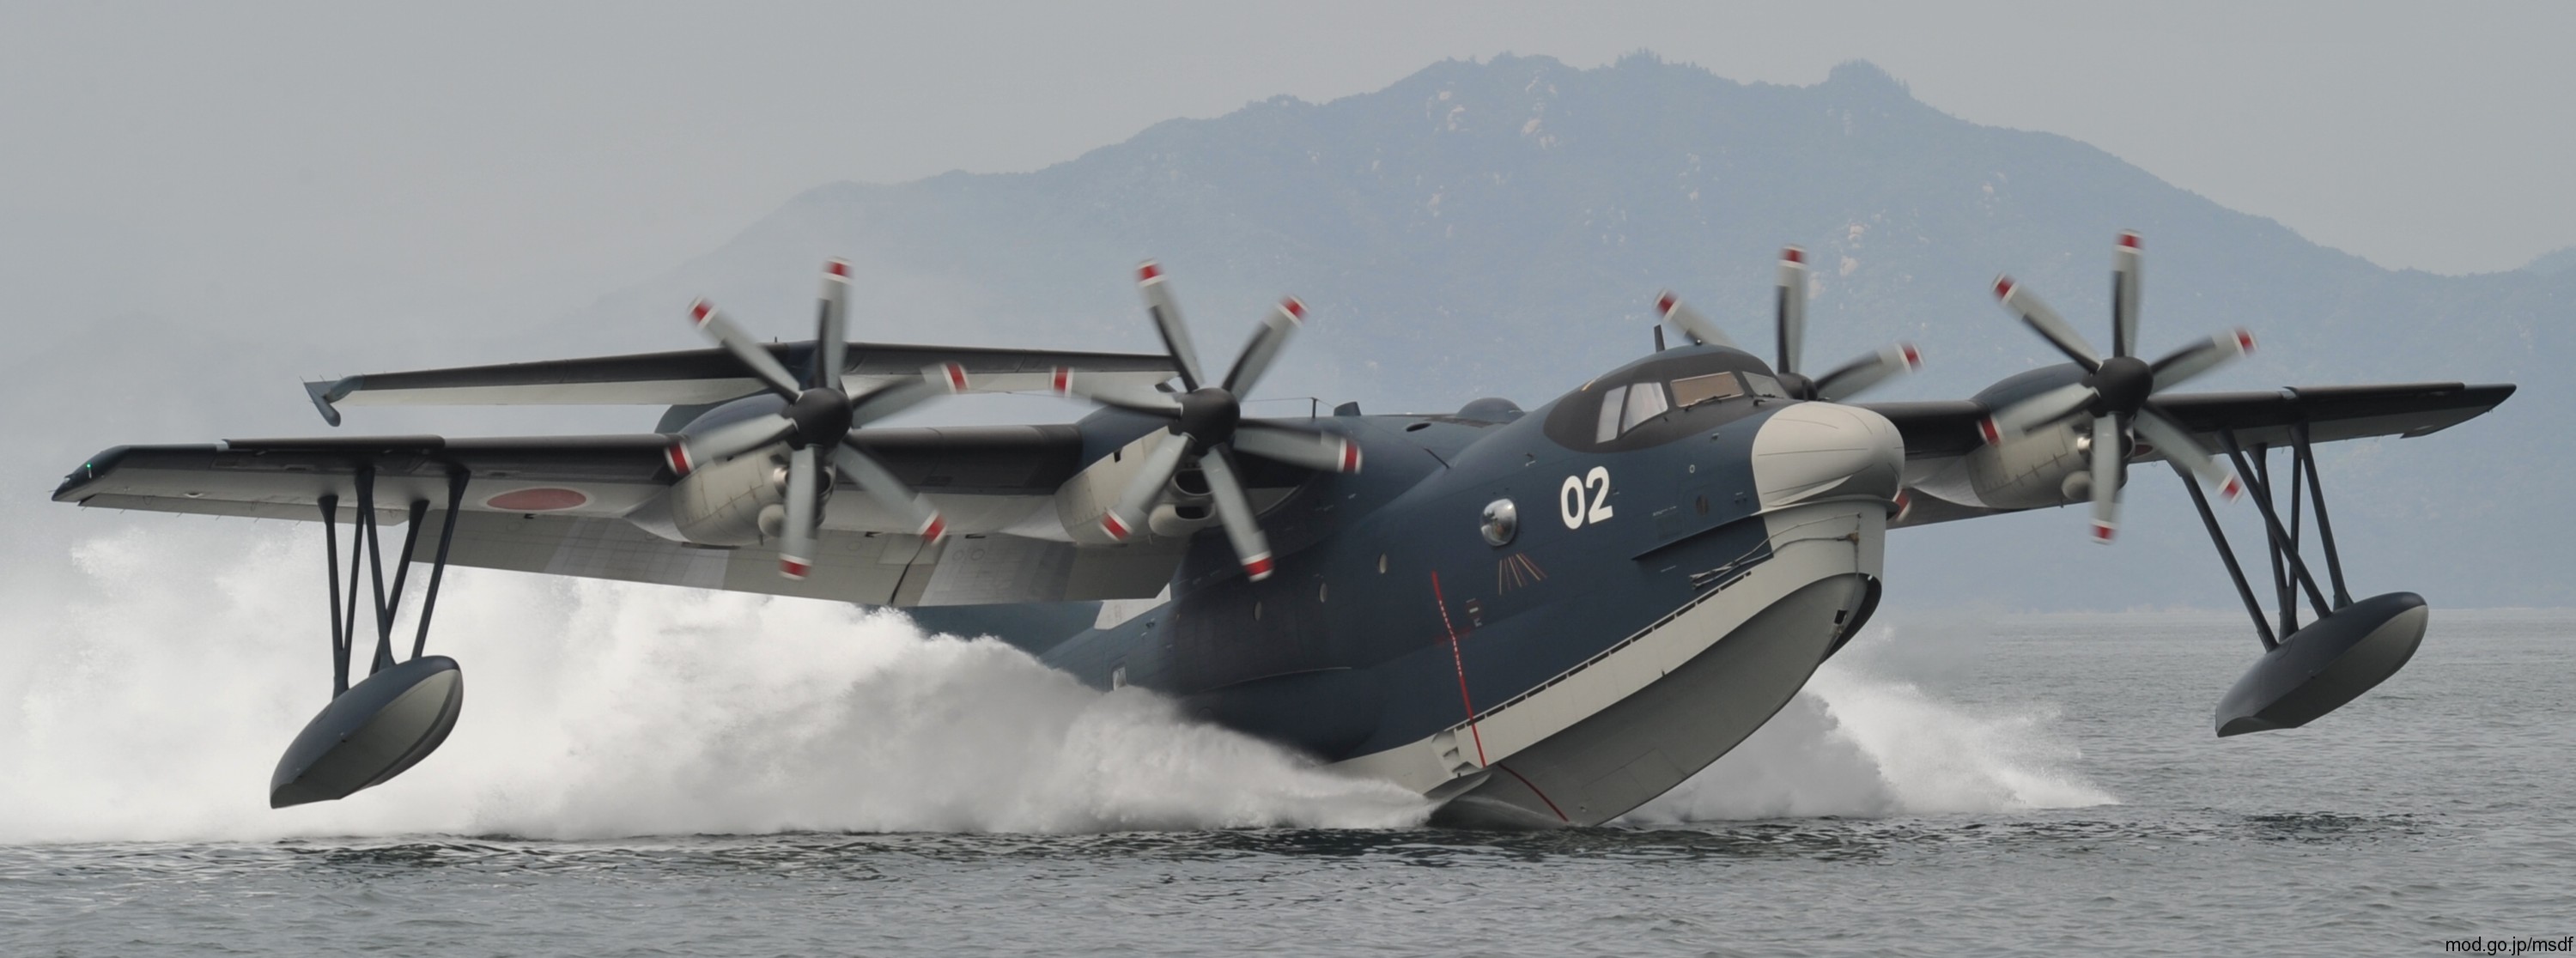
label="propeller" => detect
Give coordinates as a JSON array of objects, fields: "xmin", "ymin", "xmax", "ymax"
[
  {"xmin": 661, "ymin": 259, "xmax": 962, "ymax": 579},
  {"xmin": 1982, "ymin": 231, "xmax": 2253, "ymax": 543},
  {"xmin": 1655, "ymin": 246, "xmax": 1922, "ymax": 401},
  {"xmin": 1049, "ymin": 261, "xmax": 1363, "ymax": 581}
]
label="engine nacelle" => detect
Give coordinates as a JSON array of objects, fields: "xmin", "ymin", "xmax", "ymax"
[
  {"xmin": 666, "ymin": 450, "xmax": 793, "ymax": 547},
  {"xmin": 1910, "ymin": 365, "xmax": 2132, "ymax": 512},
  {"xmin": 1965, "ymin": 422, "xmax": 2089, "ymax": 509},
  {"xmin": 1053, "ymin": 431, "xmax": 1222, "ymax": 543}
]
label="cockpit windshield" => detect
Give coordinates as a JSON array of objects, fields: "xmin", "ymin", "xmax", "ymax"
[
  {"xmin": 1593, "ymin": 371, "xmax": 1783, "ymax": 442},
  {"xmin": 1543, "ymin": 348, "xmax": 1789, "ymax": 452}
]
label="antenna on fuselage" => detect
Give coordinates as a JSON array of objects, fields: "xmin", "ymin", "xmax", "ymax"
[{"xmin": 1652, "ymin": 324, "xmax": 1666, "ymax": 352}]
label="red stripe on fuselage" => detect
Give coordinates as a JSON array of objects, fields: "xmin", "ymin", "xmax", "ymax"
[{"xmin": 1430, "ymin": 570, "xmax": 1485, "ymax": 767}]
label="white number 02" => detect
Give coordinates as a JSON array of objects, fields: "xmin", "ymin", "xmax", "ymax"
[{"xmin": 1558, "ymin": 466, "xmax": 1614, "ymax": 529}]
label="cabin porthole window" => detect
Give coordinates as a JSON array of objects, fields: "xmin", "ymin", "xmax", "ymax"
[
  {"xmin": 1377, "ymin": 554, "xmax": 1388, "ymax": 573},
  {"xmin": 1480, "ymin": 498, "xmax": 1519, "ymax": 547}
]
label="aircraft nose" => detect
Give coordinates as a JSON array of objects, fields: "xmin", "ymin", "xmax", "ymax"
[{"xmin": 1749, "ymin": 402, "xmax": 1905, "ymax": 510}]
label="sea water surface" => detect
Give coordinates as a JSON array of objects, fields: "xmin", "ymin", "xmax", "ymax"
[{"xmin": 3, "ymin": 527, "xmax": 2569, "ymax": 955}]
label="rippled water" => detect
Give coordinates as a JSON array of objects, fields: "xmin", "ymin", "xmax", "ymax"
[{"xmin": 3, "ymin": 530, "xmax": 2569, "ymax": 955}]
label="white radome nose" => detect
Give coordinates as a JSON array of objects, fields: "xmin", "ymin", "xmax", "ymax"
[{"xmin": 1749, "ymin": 402, "xmax": 1905, "ymax": 509}]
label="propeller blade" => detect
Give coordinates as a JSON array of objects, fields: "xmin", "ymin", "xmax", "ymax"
[
  {"xmin": 779, "ymin": 445, "xmax": 819, "ymax": 579},
  {"xmin": 815, "ymin": 259, "xmax": 850, "ymax": 391},
  {"xmin": 689, "ymin": 299, "xmax": 803, "ymax": 398},
  {"xmin": 1099, "ymin": 430, "xmax": 1192, "ymax": 542},
  {"xmin": 1992, "ymin": 276, "xmax": 2102, "ymax": 371},
  {"xmin": 664, "ymin": 415, "xmax": 795, "ymax": 476},
  {"xmin": 2111, "ymin": 232, "xmax": 2142, "ymax": 359},
  {"xmin": 832, "ymin": 440, "xmax": 946, "ymax": 541},
  {"xmin": 1810, "ymin": 343, "xmax": 1923, "ymax": 402},
  {"xmin": 1776, "ymin": 247, "xmax": 1807, "ymax": 375},
  {"xmin": 1137, "ymin": 261, "xmax": 1208, "ymax": 391},
  {"xmin": 1048, "ymin": 366, "xmax": 1182, "ymax": 413},
  {"xmin": 2150, "ymin": 329, "xmax": 2256, "ymax": 391},
  {"xmin": 1221, "ymin": 297, "xmax": 1305, "ymax": 396},
  {"xmin": 1196, "ymin": 446, "xmax": 1275, "ymax": 581},
  {"xmin": 2133, "ymin": 406, "xmax": 2245, "ymax": 500},
  {"xmin": 1654, "ymin": 290, "xmax": 1740, "ymax": 350},
  {"xmin": 847, "ymin": 363, "xmax": 969, "ymax": 426},
  {"xmin": 1978, "ymin": 382, "xmax": 2097, "ymax": 445},
  {"xmin": 1231, "ymin": 422, "xmax": 1361, "ymax": 474},
  {"xmin": 2089, "ymin": 413, "xmax": 2123, "ymax": 543}
]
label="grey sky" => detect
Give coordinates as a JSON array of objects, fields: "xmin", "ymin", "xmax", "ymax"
[{"xmin": 3, "ymin": 0, "xmax": 2570, "ymax": 342}]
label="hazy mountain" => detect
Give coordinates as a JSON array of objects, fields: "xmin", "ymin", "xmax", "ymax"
[
  {"xmin": 545, "ymin": 54, "xmax": 2561, "ymax": 611},
  {"xmin": 2524, "ymin": 246, "xmax": 2576, "ymax": 276}
]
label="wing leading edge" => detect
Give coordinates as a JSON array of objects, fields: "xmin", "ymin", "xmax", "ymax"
[
  {"xmin": 51, "ymin": 427, "xmax": 1191, "ymax": 605},
  {"xmin": 1862, "ymin": 381, "xmax": 2514, "ymax": 528}
]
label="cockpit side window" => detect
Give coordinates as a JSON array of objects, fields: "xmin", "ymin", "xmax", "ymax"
[
  {"xmin": 1740, "ymin": 373, "xmax": 1787, "ymax": 399},
  {"xmin": 1594, "ymin": 385, "xmax": 1629, "ymax": 443},
  {"xmin": 1621, "ymin": 380, "xmax": 1671, "ymax": 432}
]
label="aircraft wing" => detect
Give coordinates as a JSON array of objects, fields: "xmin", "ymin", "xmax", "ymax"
[
  {"xmin": 50, "ymin": 427, "xmax": 1192, "ymax": 606},
  {"xmin": 1862, "ymin": 381, "xmax": 2516, "ymax": 528},
  {"xmin": 301, "ymin": 343, "xmax": 1176, "ymax": 425}
]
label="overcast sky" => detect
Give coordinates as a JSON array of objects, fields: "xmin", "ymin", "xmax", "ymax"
[{"xmin": 4, "ymin": 0, "xmax": 2571, "ymax": 340}]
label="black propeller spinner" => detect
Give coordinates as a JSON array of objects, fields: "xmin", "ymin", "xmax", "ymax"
[
  {"xmin": 1656, "ymin": 246, "xmax": 1921, "ymax": 403},
  {"xmin": 1048, "ymin": 261, "xmax": 1363, "ymax": 581},
  {"xmin": 663, "ymin": 260, "xmax": 966, "ymax": 579},
  {"xmin": 1982, "ymin": 231, "xmax": 2256, "ymax": 542}
]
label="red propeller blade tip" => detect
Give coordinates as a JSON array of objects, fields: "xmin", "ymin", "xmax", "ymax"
[
  {"xmin": 2220, "ymin": 475, "xmax": 2245, "ymax": 500},
  {"xmin": 1992, "ymin": 276, "xmax": 2016, "ymax": 301},
  {"xmin": 2118, "ymin": 232, "xmax": 2142, "ymax": 250},
  {"xmin": 824, "ymin": 259, "xmax": 849, "ymax": 278},
  {"xmin": 2090, "ymin": 521, "xmax": 2117, "ymax": 543},
  {"xmin": 1782, "ymin": 246, "xmax": 1805, "ymax": 264},
  {"xmin": 690, "ymin": 300, "xmax": 714, "ymax": 326},
  {"xmin": 664, "ymin": 443, "xmax": 695, "ymax": 477},
  {"xmin": 919, "ymin": 515, "xmax": 947, "ymax": 542},
  {"xmin": 1100, "ymin": 513, "xmax": 1132, "ymax": 542},
  {"xmin": 1137, "ymin": 262, "xmax": 1163, "ymax": 283},
  {"xmin": 1978, "ymin": 416, "xmax": 2003, "ymax": 446},
  {"xmin": 1280, "ymin": 297, "xmax": 1306, "ymax": 322},
  {"xmin": 780, "ymin": 558, "xmax": 811, "ymax": 580},
  {"xmin": 1900, "ymin": 343, "xmax": 1923, "ymax": 370},
  {"xmin": 942, "ymin": 362, "xmax": 969, "ymax": 392},
  {"xmin": 1242, "ymin": 554, "xmax": 1275, "ymax": 581},
  {"xmin": 1050, "ymin": 367, "xmax": 1072, "ymax": 396},
  {"xmin": 2235, "ymin": 329, "xmax": 2257, "ymax": 353},
  {"xmin": 1656, "ymin": 292, "xmax": 1678, "ymax": 317},
  {"xmin": 1340, "ymin": 440, "xmax": 1363, "ymax": 474}
]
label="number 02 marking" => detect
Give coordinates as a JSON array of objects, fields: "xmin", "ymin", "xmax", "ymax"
[{"xmin": 1559, "ymin": 466, "xmax": 1614, "ymax": 529}]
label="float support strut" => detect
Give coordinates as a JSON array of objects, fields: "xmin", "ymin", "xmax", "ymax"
[
  {"xmin": 318, "ymin": 464, "xmax": 472, "ymax": 699},
  {"xmin": 2294, "ymin": 422, "xmax": 2355, "ymax": 608},
  {"xmin": 410, "ymin": 470, "xmax": 468, "ymax": 661},
  {"xmin": 2174, "ymin": 460, "xmax": 2277, "ymax": 651}
]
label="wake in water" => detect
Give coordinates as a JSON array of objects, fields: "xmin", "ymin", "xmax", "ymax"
[
  {"xmin": 3, "ymin": 526, "xmax": 2111, "ymax": 842},
  {"xmin": 0, "ymin": 526, "xmax": 1427, "ymax": 842},
  {"xmin": 1625, "ymin": 627, "xmax": 2117, "ymax": 823}
]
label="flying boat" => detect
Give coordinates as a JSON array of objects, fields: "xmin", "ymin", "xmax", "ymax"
[{"xmin": 53, "ymin": 234, "xmax": 2513, "ymax": 825}]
